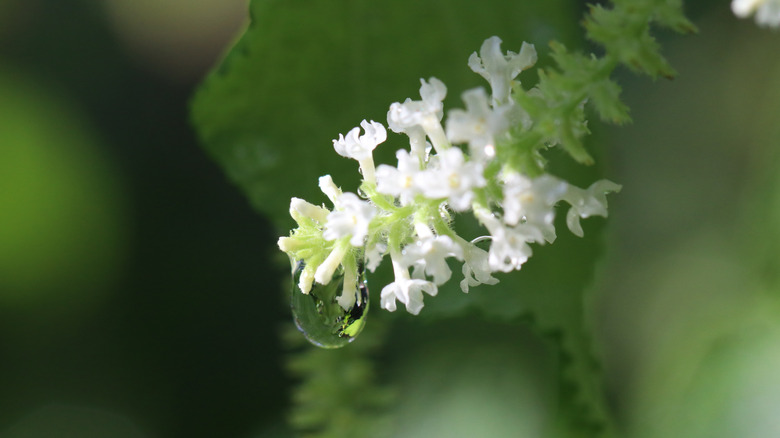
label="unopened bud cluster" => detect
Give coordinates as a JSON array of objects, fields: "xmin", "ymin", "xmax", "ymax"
[{"xmin": 278, "ymin": 36, "xmax": 620, "ymax": 315}]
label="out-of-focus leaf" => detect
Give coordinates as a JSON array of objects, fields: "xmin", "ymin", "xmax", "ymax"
[
  {"xmin": 387, "ymin": 318, "xmax": 558, "ymax": 438},
  {"xmin": 420, "ymin": 172, "xmax": 614, "ymax": 436},
  {"xmin": 0, "ymin": 71, "xmax": 127, "ymax": 315}
]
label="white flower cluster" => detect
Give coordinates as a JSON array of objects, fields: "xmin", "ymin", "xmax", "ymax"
[
  {"xmin": 278, "ymin": 36, "xmax": 620, "ymax": 316},
  {"xmin": 732, "ymin": 0, "xmax": 780, "ymax": 27}
]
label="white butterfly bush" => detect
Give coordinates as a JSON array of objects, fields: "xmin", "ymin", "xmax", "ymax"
[{"xmin": 278, "ymin": 36, "xmax": 621, "ymax": 315}]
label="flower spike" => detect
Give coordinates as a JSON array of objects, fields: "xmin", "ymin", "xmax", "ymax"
[{"xmin": 280, "ymin": 36, "xmax": 619, "ymax": 316}]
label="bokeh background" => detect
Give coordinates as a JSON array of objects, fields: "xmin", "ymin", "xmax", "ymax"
[{"xmin": 1, "ymin": 0, "xmax": 780, "ymax": 437}]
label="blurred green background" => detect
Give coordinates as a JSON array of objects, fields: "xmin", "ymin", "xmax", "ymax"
[{"xmin": 2, "ymin": 0, "xmax": 780, "ymax": 437}]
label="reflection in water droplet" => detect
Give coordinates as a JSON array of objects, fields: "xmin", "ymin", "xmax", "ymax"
[{"xmin": 291, "ymin": 260, "xmax": 369, "ymax": 348}]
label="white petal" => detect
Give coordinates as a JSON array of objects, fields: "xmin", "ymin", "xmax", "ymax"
[
  {"xmin": 468, "ymin": 36, "xmax": 537, "ymax": 104},
  {"xmin": 380, "ymin": 283, "xmax": 399, "ymax": 312},
  {"xmin": 318, "ymin": 175, "xmax": 341, "ymax": 203},
  {"xmin": 332, "ymin": 120, "xmax": 386, "ymax": 160}
]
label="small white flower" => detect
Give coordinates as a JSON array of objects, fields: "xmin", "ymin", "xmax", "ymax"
[
  {"xmin": 416, "ymin": 148, "xmax": 485, "ymax": 211},
  {"xmin": 289, "ymin": 197, "xmax": 330, "ymax": 224},
  {"xmin": 460, "ymin": 242, "xmax": 499, "ymax": 293},
  {"xmin": 318, "ymin": 175, "xmax": 341, "ymax": 204},
  {"xmin": 486, "ymin": 224, "xmax": 536, "ymax": 273},
  {"xmin": 376, "ymin": 149, "xmax": 422, "ymax": 205},
  {"xmin": 387, "ymin": 78, "xmax": 447, "ymax": 132},
  {"xmin": 468, "ymin": 36, "xmax": 537, "ymax": 105},
  {"xmin": 314, "ymin": 242, "xmax": 349, "ymax": 285},
  {"xmin": 562, "ymin": 179, "xmax": 621, "ymax": 237},
  {"xmin": 402, "ymin": 234, "xmax": 464, "ymax": 285},
  {"xmin": 380, "ymin": 279, "xmax": 438, "ymax": 315},
  {"xmin": 380, "ymin": 254, "xmax": 437, "ymax": 314},
  {"xmin": 446, "ymin": 87, "xmax": 511, "ymax": 161},
  {"xmin": 733, "ymin": 0, "xmax": 780, "ymax": 26},
  {"xmin": 277, "ymin": 236, "xmax": 296, "ymax": 253},
  {"xmin": 323, "ymin": 192, "xmax": 377, "ymax": 246},
  {"xmin": 388, "ymin": 77, "xmax": 450, "ymax": 154},
  {"xmin": 332, "ymin": 119, "xmax": 387, "ymax": 161},
  {"xmin": 332, "ymin": 120, "xmax": 386, "ymax": 184},
  {"xmin": 365, "ymin": 241, "xmax": 387, "ymax": 273},
  {"xmin": 477, "ymin": 209, "xmax": 535, "ymax": 273},
  {"xmin": 502, "ymin": 173, "xmax": 569, "ymax": 244}
]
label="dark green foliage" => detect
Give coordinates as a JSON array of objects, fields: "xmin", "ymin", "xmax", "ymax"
[
  {"xmin": 496, "ymin": 0, "xmax": 694, "ymax": 178},
  {"xmin": 585, "ymin": 0, "xmax": 696, "ymax": 79},
  {"xmin": 284, "ymin": 321, "xmax": 395, "ymax": 438},
  {"xmin": 506, "ymin": 0, "xmax": 695, "ymax": 168}
]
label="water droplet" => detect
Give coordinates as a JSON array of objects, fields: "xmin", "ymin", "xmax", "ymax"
[{"xmin": 291, "ymin": 261, "xmax": 369, "ymax": 348}]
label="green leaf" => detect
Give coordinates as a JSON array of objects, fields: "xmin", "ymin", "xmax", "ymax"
[
  {"xmin": 585, "ymin": 2, "xmax": 676, "ymax": 79},
  {"xmin": 589, "ymin": 78, "xmax": 631, "ymax": 125},
  {"xmin": 284, "ymin": 319, "xmax": 395, "ymax": 438},
  {"xmin": 648, "ymin": 0, "xmax": 698, "ymax": 34},
  {"xmin": 191, "ymin": 0, "xmax": 581, "ymax": 231},
  {"xmin": 191, "ymin": 0, "xmax": 622, "ymax": 436},
  {"xmin": 419, "ymin": 155, "xmax": 615, "ymax": 436}
]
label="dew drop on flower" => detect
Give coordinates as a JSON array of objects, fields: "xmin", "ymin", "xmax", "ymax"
[{"xmin": 290, "ymin": 260, "xmax": 369, "ymax": 348}]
